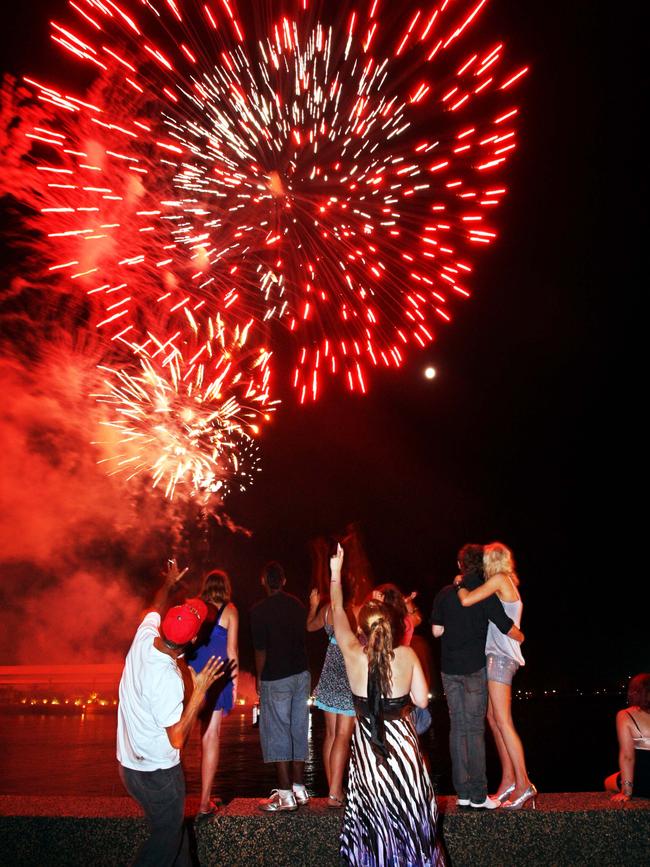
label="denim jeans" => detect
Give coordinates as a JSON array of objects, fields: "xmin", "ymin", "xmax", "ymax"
[
  {"xmin": 119, "ymin": 763, "xmax": 190, "ymax": 867},
  {"xmin": 441, "ymin": 667, "xmax": 488, "ymax": 802},
  {"xmin": 411, "ymin": 705, "xmax": 433, "ymax": 735},
  {"xmin": 259, "ymin": 670, "xmax": 310, "ymax": 763}
]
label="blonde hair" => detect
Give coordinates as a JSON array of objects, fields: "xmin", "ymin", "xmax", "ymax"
[{"xmin": 483, "ymin": 542, "xmax": 519, "ymax": 585}]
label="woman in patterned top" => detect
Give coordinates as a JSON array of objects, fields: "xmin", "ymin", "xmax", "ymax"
[{"xmin": 308, "ymin": 578, "xmax": 357, "ymax": 809}]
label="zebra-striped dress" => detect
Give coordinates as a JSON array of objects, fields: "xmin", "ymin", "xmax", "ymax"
[{"xmin": 340, "ymin": 695, "xmax": 445, "ymax": 867}]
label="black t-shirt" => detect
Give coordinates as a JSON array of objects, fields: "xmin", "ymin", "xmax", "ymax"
[
  {"xmin": 250, "ymin": 591, "xmax": 308, "ymax": 681},
  {"xmin": 430, "ymin": 573, "xmax": 514, "ymax": 675}
]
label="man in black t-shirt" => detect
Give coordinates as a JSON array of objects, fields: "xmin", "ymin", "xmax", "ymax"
[
  {"xmin": 251, "ymin": 561, "xmax": 310, "ymax": 812},
  {"xmin": 430, "ymin": 544, "xmax": 523, "ymax": 809}
]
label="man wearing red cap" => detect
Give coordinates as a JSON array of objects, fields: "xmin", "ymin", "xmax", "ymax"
[{"xmin": 117, "ymin": 560, "xmax": 223, "ymax": 866}]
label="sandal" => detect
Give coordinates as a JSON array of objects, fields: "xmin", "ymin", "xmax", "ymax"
[
  {"xmin": 327, "ymin": 794, "xmax": 345, "ymax": 809},
  {"xmin": 195, "ymin": 798, "xmax": 222, "ymax": 823}
]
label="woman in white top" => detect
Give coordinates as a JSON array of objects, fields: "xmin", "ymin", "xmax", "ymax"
[{"xmin": 457, "ymin": 542, "xmax": 535, "ymax": 810}]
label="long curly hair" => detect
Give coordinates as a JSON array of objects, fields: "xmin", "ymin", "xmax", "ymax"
[
  {"xmin": 200, "ymin": 569, "xmax": 231, "ymax": 606},
  {"xmin": 358, "ymin": 601, "xmax": 400, "ymax": 698}
]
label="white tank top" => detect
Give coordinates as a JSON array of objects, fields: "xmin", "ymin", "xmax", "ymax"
[
  {"xmin": 485, "ymin": 586, "xmax": 525, "ymax": 666},
  {"xmin": 628, "ymin": 711, "xmax": 650, "ymax": 750}
]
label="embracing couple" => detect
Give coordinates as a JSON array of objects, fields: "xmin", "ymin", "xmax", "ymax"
[{"xmin": 431, "ymin": 542, "xmax": 536, "ymax": 811}]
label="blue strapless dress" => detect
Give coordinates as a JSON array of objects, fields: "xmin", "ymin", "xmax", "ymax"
[{"xmin": 188, "ymin": 604, "xmax": 234, "ymax": 713}]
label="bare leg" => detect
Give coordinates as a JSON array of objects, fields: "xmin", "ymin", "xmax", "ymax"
[
  {"xmin": 322, "ymin": 711, "xmax": 336, "ymax": 789},
  {"xmin": 488, "ymin": 680, "xmax": 531, "ymax": 798},
  {"xmin": 486, "ymin": 695, "xmax": 516, "ymax": 798},
  {"xmin": 328, "ymin": 714, "xmax": 356, "ymax": 801},
  {"xmin": 199, "ymin": 710, "xmax": 223, "ymax": 812}
]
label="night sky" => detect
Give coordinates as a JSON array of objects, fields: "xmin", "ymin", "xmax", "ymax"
[{"xmin": 0, "ymin": 2, "xmax": 639, "ymax": 688}]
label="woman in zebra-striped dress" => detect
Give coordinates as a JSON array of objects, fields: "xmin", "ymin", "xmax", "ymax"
[{"xmin": 329, "ymin": 545, "xmax": 445, "ymax": 867}]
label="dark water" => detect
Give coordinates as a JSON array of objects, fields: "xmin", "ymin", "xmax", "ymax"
[{"xmin": 0, "ymin": 697, "xmax": 620, "ymax": 799}]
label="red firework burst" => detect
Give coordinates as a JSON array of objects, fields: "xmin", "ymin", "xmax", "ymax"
[
  {"xmin": 94, "ymin": 312, "xmax": 277, "ymax": 501},
  {"xmin": 21, "ymin": 0, "xmax": 527, "ymax": 400}
]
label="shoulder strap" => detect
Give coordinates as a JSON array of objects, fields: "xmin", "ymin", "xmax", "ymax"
[
  {"xmin": 216, "ymin": 602, "xmax": 228, "ymax": 624},
  {"xmin": 503, "ymin": 573, "xmax": 521, "ymax": 602},
  {"xmin": 627, "ymin": 711, "xmax": 643, "ymax": 735}
]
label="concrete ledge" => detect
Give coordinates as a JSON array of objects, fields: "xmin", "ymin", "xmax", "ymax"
[{"xmin": 1, "ymin": 794, "xmax": 648, "ymax": 866}]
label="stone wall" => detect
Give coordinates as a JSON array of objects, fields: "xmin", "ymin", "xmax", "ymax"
[{"xmin": 1, "ymin": 793, "xmax": 648, "ymax": 866}]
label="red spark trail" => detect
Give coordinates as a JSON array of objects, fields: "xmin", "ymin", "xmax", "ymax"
[{"xmin": 18, "ymin": 0, "xmax": 527, "ymax": 405}]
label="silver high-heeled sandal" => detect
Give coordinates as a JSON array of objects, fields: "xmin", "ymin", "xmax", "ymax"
[
  {"xmin": 492, "ymin": 783, "xmax": 516, "ymax": 803},
  {"xmin": 502, "ymin": 784, "xmax": 537, "ymax": 810}
]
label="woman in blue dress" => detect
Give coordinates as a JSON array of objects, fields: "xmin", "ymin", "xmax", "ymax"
[{"xmin": 189, "ymin": 569, "xmax": 238, "ymax": 818}]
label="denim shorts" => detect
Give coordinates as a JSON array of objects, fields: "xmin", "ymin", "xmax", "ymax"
[
  {"xmin": 486, "ymin": 653, "xmax": 519, "ymax": 685},
  {"xmin": 259, "ymin": 670, "xmax": 310, "ymax": 763}
]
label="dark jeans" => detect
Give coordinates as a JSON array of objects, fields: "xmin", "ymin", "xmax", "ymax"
[
  {"xmin": 441, "ymin": 667, "xmax": 488, "ymax": 802},
  {"xmin": 119, "ymin": 763, "xmax": 190, "ymax": 867}
]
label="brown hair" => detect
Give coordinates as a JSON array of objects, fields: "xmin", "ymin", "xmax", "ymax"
[
  {"xmin": 358, "ymin": 601, "xmax": 400, "ymax": 698},
  {"xmin": 372, "ymin": 584, "xmax": 407, "ymax": 644},
  {"xmin": 458, "ymin": 544, "xmax": 484, "ymax": 575},
  {"xmin": 628, "ymin": 673, "xmax": 650, "ymax": 712},
  {"xmin": 201, "ymin": 569, "xmax": 231, "ymax": 607},
  {"xmin": 340, "ymin": 523, "xmax": 374, "ymax": 606}
]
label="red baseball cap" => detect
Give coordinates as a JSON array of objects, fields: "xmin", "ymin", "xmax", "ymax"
[{"xmin": 161, "ymin": 598, "xmax": 208, "ymax": 645}]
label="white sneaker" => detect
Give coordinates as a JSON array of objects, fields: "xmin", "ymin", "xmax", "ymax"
[
  {"xmin": 456, "ymin": 798, "xmax": 471, "ymax": 807},
  {"xmin": 470, "ymin": 796, "xmax": 501, "ymax": 810},
  {"xmin": 292, "ymin": 785, "xmax": 310, "ymax": 805},
  {"xmin": 259, "ymin": 789, "xmax": 298, "ymax": 812}
]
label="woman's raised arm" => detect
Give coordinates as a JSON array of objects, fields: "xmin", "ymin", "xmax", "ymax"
[
  {"xmin": 458, "ymin": 574, "xmax": 506, "ymax": 607},
  {"xmin": 306, "ymin": 588, "xmax": 327, "ymax": 632},
  {"xmin": 330, "ymin": 545, "xmax": 360, "ymax": 655}
]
